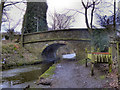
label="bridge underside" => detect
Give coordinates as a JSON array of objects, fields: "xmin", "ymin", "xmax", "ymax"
[{"xmin": 41, "ymin": 43, "xmax": 66, "ymax": 62}]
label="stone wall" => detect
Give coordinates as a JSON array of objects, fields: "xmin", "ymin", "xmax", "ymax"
[
  {"xmin": 23, "ymin": 29, "xmax": 90, "ymax": 43},
  {"xmin": 23, "ymin": 29, "xmax": 91, "ymax": 61}
]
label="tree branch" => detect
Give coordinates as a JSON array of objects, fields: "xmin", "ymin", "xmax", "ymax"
[
  {"xmin": 85, "ymin": 7, "xmax": 90, "ymax": 29},
  {"xmin": 82, "ymin": 0, "xmax": 86, "ymax": 8},
  {"xmin": 4, "ymin": 2, "xmax": 21, "ymax": 8},
  {"xmin": 90, "ymin": 2, "xmax": 95, "ymax": 29}
]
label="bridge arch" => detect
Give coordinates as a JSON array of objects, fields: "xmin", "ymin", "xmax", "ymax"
[
  {"xmin": 41, "ymin": 41, "xmax": 75, "ymax": 62},
  {"xmin": 41, "ymin": 43, "xmax": 65, "ymax": 62}
]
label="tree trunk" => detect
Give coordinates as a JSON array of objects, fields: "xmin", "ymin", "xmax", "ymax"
[
  {"xmin": 21, "ymin": 7, "xmax": 27, "ymax": 47},
  {"xmin": 23, "ymin": 2, "xmax": 48, "ymax": 33},
  {"xmin": 90, "ymin": 2, "xmax": 95, "ymax": 29},
  {"xmin": 0, "ymin": 2, "xmax": 5, "ymax": 31}
]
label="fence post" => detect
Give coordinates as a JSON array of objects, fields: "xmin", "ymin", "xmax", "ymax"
[
  {"xmin": 91, "ymin": 46, "xmax": 94, "ymax": 76},
  {"xmin": 117, "ymin": 42, "xmax": 120, "ymax": 85},
  {"xmin": 108, "ymin": 46, "xmax": 112, "ymax": 73},
  {"xmin": 85, "ymin": 48, "xmax": 88, "ymax": 67}
]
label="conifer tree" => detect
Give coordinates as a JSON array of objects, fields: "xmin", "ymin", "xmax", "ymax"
[{"xmin": 23, "ymin": 1, "xmax": 48, "ymax": 33}]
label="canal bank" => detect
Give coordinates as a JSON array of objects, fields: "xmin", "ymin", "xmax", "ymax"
[
  {"xmin": 2, "ymin": 41, "xmax": 43, "ymax": 70},
  {"xmin": 1, "ymin": 41, "xmax": 118, "ymax": 88},
  {"xmin": 2, "ymin": 62, "xmax": 53, "ymax": 88},
  {"xmin": 1, "ymin": 41, "xmax": 56, "ymax": 88},
  {"xmin": 1, "ymin": 57, "xmax": 118, "ymax": 88},
  {"xmin": 35, "ymin": 59, "xmax": 118, "ymax": 88}
]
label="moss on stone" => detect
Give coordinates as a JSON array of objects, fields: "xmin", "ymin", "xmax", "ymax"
[
  {"xmin": 2, "ymin": 59, "xmax": 42, "ymax": 70},
  {"xmin": 76, "ymin": 59, "xmax": 86, "ymax": 65},
  {"xmin": 24, "ymin": 38, "xmax": 90, "ymax": 44},
  {"xmin": 99, "ymin": 75, "xmax": 105, "ymax": 80},
  {"xmin": 77, "ymin": 59, "xmax": 91, "ymax": 65},
  {"xmin": 39, "ymin": 64, "xmax": 56, "ymax": 79}
]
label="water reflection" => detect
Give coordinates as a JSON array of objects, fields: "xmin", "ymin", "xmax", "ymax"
[{"xmin": 2, "ymin": 63, "xmax": 52, "ymax": 88}]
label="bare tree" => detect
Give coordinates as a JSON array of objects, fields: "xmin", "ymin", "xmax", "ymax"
[
  {"xmin": 0, "ymin": 0, "xmax": 25, "ymax": 31},
  {"xmin": 48, "ymin": 11, "xmax": 76, "ymax": 30},
  {"xmin": 96, "ymin": 12, "xmax": 119, "ymax": 28},
  {"xmin": 79, "ymin": 0, "xmax": 117, "ymax": 52},
  {"xmin": 0, "ymin": 0, "xmax": 25, "ymax": 42},
  {"xmin": 81, "ymin": 0, "xmax": 101, "ymax": 34}
]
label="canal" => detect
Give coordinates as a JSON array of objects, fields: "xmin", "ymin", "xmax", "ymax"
[{"xmin": 1, "ymin": 63, "xmax": 52, "ymax": 88}]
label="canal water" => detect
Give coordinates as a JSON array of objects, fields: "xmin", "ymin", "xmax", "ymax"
[{"xmin": 1, "ymin": 63, "xmax": 52, "ymax": 88}]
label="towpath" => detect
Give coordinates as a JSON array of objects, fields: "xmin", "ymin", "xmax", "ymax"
[{"xmin": 51, "ymin": 60, "xmax": 115, "ymax": 88}]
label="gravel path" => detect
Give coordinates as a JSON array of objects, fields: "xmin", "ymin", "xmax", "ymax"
[{"xmin": 51, "ymin": 60, "xmax": 112, "ymax": 88}]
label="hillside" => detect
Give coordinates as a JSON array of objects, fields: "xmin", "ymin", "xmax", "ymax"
[{"xmin": 2, "ymin": 40, "xmax": 41, "ymax": 70}]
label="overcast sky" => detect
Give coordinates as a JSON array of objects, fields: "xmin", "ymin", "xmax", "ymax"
[{"xmin": 1, "ymin": 0, "xmax": 120, "ymax": 32}]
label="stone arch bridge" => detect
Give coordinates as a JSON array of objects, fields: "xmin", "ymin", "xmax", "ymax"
[{"xmin": 22, "ymin": 29, "xmax": 91, "ymax": 62}]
